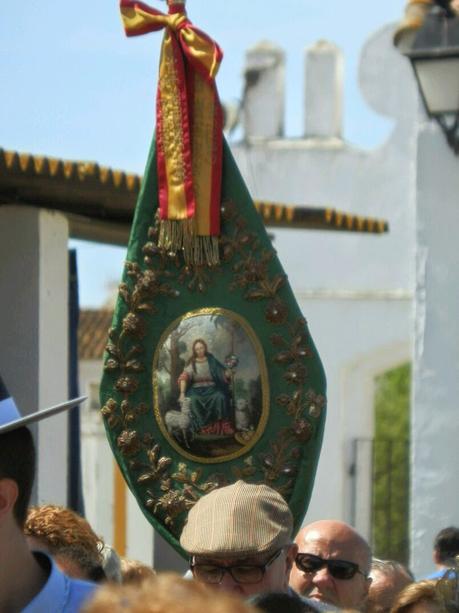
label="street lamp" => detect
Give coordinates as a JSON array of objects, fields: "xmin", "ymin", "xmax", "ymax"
[{"xmin": 403, "ymin": 0, "xmax": 459, "ymax": 154}]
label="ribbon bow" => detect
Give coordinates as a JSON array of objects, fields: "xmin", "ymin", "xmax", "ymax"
[{"xmin": 120, "ymin": 0, "xmax": 224, "ymax": 265}]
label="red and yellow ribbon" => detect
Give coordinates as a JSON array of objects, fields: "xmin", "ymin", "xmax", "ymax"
[{"xmin": 120, "ymin": 0, "xmax": 223, "ymax": 264}]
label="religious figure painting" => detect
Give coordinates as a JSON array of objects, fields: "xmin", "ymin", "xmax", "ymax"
[{"xmin": 153, "ymin": 308, "xmax": 269, "ymax": 462}]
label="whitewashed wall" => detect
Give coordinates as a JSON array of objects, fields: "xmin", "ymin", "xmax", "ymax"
[
  {"xmin": 231, "ymin": 25, "xmax": 416, "ymax": 540},
  {"xmin": 79, "ymin": 359, "xmax": 155, "ymax": 567},
  {"xmin": 0, "ymin": 206, "xmax": 69, "ymax": 505},
  {"xmin": 410, "ymin": 124, "xmax": 459, "ymax": 577}
]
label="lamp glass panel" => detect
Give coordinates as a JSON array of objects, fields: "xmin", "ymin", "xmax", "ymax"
[{"xmin": 413, "ymin": 57, "xmax": 459, "ymax": 114}]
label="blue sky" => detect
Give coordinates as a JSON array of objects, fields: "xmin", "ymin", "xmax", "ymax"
[{"xmin": 0, "ymin": 0, "xmax": 406, "ymax": 307}]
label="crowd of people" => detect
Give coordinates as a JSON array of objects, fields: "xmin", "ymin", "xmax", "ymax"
[{"xmin": 1, "ymin": 379, "xmax": 458, "ymax": 612}]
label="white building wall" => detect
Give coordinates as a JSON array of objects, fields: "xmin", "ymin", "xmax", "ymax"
[
  {"xmin": 79, "ymin": 358, "xmax": 154, "ymax": 566},
  {"xmin": 37, "ymin": 210, "xmax": 70, "ymax": 505},
  {"xmin": 79, "ymin": 359, "xmax": 114, "ymax": 546},
  {"xmin": 0, "ymin": 206, "xmax": 69, "ymax": 505},
  {"xmin": 410, "ymin": 125, "xmax": 459, "ymax": 578},
  {"xmin": 296, "ymin": 294, "xmax": 411, "ymax": 536},
  {"xmin": 231, "ymin": 23, "xmax": 416, "ymax": 537}
]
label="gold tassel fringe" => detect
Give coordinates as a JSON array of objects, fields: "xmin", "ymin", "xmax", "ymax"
[{"xmin": 158, "ymin": 219, "xmax": 220, "ymax": 266}]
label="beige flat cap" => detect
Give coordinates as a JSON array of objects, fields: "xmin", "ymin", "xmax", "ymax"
[{"xmin": 180, "ymin": 480, "xmax": 293, "ymax": 557}]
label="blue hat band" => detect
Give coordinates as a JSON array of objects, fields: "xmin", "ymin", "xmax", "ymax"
[{"xmin": 0, "ymin": 396, "xmax": 21, "ymax": 427}]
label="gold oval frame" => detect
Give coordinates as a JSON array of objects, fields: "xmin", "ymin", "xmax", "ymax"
[{"xmin": 153, "ymin": 307, "xmax": 269, "ymax": 464}]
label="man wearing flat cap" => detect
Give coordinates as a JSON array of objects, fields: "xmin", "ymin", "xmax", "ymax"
[{"xmin": 180, "ymin": 480, "xmax": 299, "ymax": 598}]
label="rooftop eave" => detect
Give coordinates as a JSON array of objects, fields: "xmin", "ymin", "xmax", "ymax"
[{"xmin": 0, "ymin": 148, "xmax": 389, "ymax": 245}]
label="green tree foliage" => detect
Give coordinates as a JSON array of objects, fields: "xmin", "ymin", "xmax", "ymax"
[{"xmin": 372, "ymin": 362, "xmax": 411, "ymax": 564}]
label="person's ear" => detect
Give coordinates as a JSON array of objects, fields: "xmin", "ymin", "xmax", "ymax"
[
  {"xmin": 433, "ymin": 548, "xmax": 441, "ymax": 565},
  {"xmin": 0, "ymin": 478, "xmax": 18, "ymax": 521},
  {"xmin": 364, "ymin": 575, "xmax": 373, "ymax": 594},
  {"xmin": 285, "ymin": 542, "xmax": 299, "ymax": 574}
]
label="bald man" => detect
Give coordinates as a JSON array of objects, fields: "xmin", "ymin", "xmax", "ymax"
[
  {"xmin": 289, "ymin": 520, "xmax": 372, "ymax": 610},
  {"xmin": 366, "ymin": 559, "xmax": 413, "ymax": 613}
]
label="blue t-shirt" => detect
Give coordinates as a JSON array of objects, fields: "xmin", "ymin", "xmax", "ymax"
[
  {"xmin": 425, "ymin": 568, "xmax": 455, "ymax": 580},
  {"xmin": 23, "ymin": 552, "xmax": 96, "ymax": 613}
]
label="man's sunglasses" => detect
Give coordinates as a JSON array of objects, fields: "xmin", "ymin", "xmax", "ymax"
[
  {"xmin": 190, "ymin": 548, "xmax": 284, "ymax": 585},
  {"xmin": 295, "ymin": 553, "xmax": 368, "ymax": 580}
]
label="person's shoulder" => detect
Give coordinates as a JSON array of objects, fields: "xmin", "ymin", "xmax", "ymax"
[
  {"xmin": 65, "ymin": 576, "xmax": 97, "ymax": 611},
  {"xmin": 424, "ymin": 569, "xmax": 446, "ymax": 580},
  {"xmin": 424, "ymin": 567, "xmax": 456, "ymax": 581},
  {"xmin": 24, "ymin": 553, "xmax": 97, "ymax": 613}
]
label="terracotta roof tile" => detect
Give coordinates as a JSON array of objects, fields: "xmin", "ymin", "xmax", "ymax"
[{"xmin": 78, "ymin": 309, "xmax": 114, "ymax": 360}]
